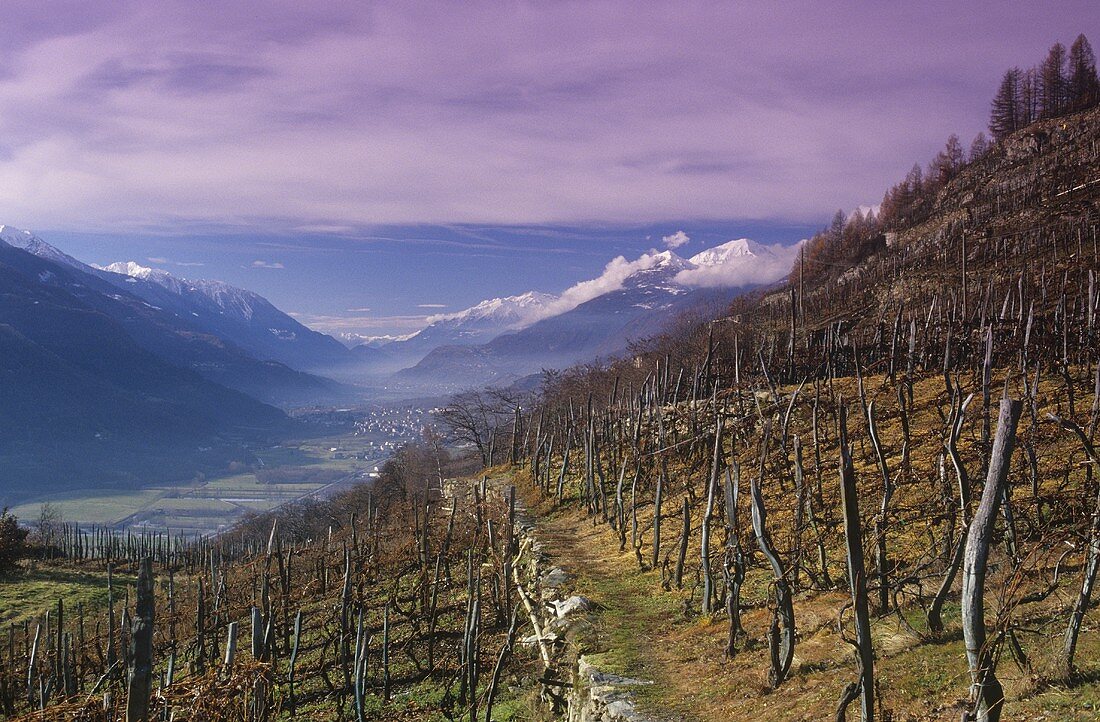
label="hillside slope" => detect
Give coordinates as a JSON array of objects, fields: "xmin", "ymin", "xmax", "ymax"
[
  {"xmin": 0, "ymin": 248, "xmax": 291, "ymax": 503},
  {"xmin": 0, "ymin": 229, "xmax": 348, "ymax": 406},
  {"xmin": 468, "ymin": 104, "xmax": 1100, "ymax": 721}
]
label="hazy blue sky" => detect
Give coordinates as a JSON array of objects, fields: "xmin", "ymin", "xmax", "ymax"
[
  {"xmin": 1, "ymin": 2, "xmax": 1095, "ymax": 334},
  {"xmin": 44, "ymin": 220, "xmax": 818, "ymax": 335}
]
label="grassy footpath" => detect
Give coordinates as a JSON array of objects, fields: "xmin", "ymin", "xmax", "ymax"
[{"xmin": 516, "ymin": 484, "xmax": 1100, "ymax": 721}]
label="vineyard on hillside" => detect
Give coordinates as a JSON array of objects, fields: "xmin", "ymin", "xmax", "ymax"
[
  {"xmin": 451, "ymin": 102, "xmax": 1100, "ymax": 721},
  {"xmin": 3, "ymin": 60, "xmax": 1100, "ymax": 722},
  {"xmin": 0, "ymin": 446, "xmax": 542, "ymax": 721}
]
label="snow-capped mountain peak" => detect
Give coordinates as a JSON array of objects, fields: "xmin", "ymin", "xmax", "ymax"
[
  {"xmin": 0, "ymin": 225, "xmax": 348, "ymax": 370},
  {"xmin": 376, "ymin": 291, "xmax": 559, "ymax": 354},
  {"xmin": 676, "ymin": 238, "xmax": 799, "ymax": 289},
  {"xmin": 92, "ymin": 260, "xmax": 347, "ymax": 362},
  {"xmin": 0, "ymin": 225, "xmax": 92, "ymax": 272},
  {"xmin": 688, "ymin": 238, "xmax": 768, "ymax": 266},
  {"xmin": 100, "ymin": 260, "xmax": 173, "ymax": 283},
  {"xmin": 0, "ymin": 225, "xmax": 35, "ymax": 245},
  {"xmin": 644, "ymin": 249, "xmax": 693, "ymax": 271},
  {"xmin": 426, "ymin": 291, "xmax": 557, "ymax": 327},
  {"xmin": 339, "ymin": 332, "xmax": 418, "ymax": 348},
  {"xmin": 97, "ymin": 260, "xmax": 263, "ymax": 321},
  {"xmin": 650, "ymin": 249, "xmax": 682, "ymax": 264}
]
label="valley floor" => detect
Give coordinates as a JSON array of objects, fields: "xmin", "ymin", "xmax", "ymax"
[
  {"xmin": 509, "ymin": 478, "xmax": 1100, "ymax": 722},
  {"xmin": 7, "ymin": 430, "xmax": 387, "ymax": 536}
]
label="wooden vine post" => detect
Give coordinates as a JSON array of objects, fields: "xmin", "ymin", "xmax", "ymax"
[
  {"xmin": 749, "ymin": 421, "xmax": 794, "ymax": 687},
  {"xmin": 126, "ymin": 557, "xmax": 154, "ymax": 722},
  {"xmin": 961, "ymin": 399, "xmax": 1021, "ymax": 722},
  {"xmin": 837, "ymin": 403, "xmax": 874, "ymax": 722}
]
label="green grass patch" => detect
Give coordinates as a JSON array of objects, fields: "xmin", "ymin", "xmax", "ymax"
[{"xmin": 0, "ymin": 566, "xmax": 135, "ymax": 625}]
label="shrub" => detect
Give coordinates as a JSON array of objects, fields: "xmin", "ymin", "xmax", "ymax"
[{"xmin": 0, "ymin": 507, "xmax": 29, "ymax": 575}]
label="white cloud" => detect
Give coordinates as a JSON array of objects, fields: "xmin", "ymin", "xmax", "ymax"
[
  {"xmin": 417, "ymin": 303, "xmax": 447, "ymax": 309},
  {"xmin": 528, "ymin": 250, "xmax": 671, "ymax": 322},
  {"xmin": 294, "ymin": 223, "xmax": 357, "ymax": 234},
  {"xmin": 148, "ymin": 256, "xmax": 205, "ymax": 267},
  {"xmin": 250, "ymin": 260, "xmax": 284, "ymax": 269},
  {"xmin": 662, "ymin": 230, "xmax": 690, "ymax": 249},
  {"xmin": 288, "ymin": 311, "xmax": 429, "ymax": 334}
]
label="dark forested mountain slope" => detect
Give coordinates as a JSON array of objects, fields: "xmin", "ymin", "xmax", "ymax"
[
  {"xmin": 0, "ymin": 231, "xmax": 347, "ymax": 407},
  {"xmin": 96, "ymin": 260, "xmax": 350, "ymax": 373},
  {"xmin": 0, "ymin": 247, "xmax": 292, "ymax": 502}
]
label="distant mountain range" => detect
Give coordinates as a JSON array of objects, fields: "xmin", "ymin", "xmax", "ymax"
[
  {"xmin": 0, "ymin": 226, "xmax": 350, "ymax": 406},
  {"xmin": 388, "ymin": 239, "xmax": 798, "ymax": 390},
  {"xmin": 352, "ymin": 291, "xmax": 558, "ymax": 374},
  {"xmin": 0, "ymin": 229, "xmax": 301, "ymax": 500},
  {"xmin": 96, "ymin": 260, "xmax": 350, "ymax": 373},
  {"xmin": 0, "ymin": 225, "xmax": 797, "ymax": 499},
  {"xmin": 1, "ymin": 227, "xmax": 797, "ymax": 396}
]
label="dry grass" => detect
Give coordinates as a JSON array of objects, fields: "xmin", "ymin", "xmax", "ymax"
[{"xmin": 509, "ymin": 364, "xmax": 1100, "ymax": 720}]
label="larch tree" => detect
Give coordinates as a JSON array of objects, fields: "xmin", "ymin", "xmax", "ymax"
[
  {"xmin": 1040, "ymin": 42, "xmax": 1068, "ymax": 118},
  {"xmin": 989, "ymin": 67, "xmax": 1021, "ymax": 140},
  {"xmin": 1068, "ymin": 34, "xmax": 1099, "ymax": 110},
  {"xmin": 933, "ymin": 134, "xmax": 965, "ymax": 183},
  {"xmin": 829, "ymin": 208, "xmax": 847, "ymax": 242},
  {"xmin": 969, "ymin": 132, "xmax": 990, "ymax": 162},
  {"xmin": 1019, "ymin": 67, "xmax": 1040, "ymax": 126}
]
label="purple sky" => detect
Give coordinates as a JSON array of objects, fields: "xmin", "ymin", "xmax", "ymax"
[{"xmin": 1, "ymin": 2, "xmax": 1096, "ymax": 335}]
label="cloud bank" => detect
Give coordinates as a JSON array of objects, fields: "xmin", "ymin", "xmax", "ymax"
[
  {"xmin": 0, "ymin": 2, "xmax": 1093, "ymax": 233},
  {"xmin": 529, "ymin": 250, "xmax": 679, "ymax": 322},
  {"xmin": 525, "ymin": 239, "xmax": 803, "ymax": 324}
]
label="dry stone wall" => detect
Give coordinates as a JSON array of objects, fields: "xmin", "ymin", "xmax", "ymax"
[{"xmin": 507, "ymin": 486, "xmax": 655, "ymax": 722}]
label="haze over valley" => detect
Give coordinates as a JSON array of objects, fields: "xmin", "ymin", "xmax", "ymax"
[{"xmin": 0, "ymin": 223, "xmax": 795, "ymax": 520}]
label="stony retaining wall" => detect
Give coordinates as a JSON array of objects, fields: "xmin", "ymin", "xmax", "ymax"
[{"xmin": 509, "ymin": 493, "xmax": 653, "ymax": 722}]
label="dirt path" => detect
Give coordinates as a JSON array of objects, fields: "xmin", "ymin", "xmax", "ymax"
[
  {"xmin": 523, "ymin": 498, "xmax": 750, "ymax": 722},
  {"xmin": 510, "ymin": 483, "xmax": 1100, "ymax": 722}
]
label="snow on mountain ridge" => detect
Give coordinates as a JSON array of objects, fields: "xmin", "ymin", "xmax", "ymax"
[
  {"xmin": 339, "ymin": 332, "xmax": 417, "ymax": 348},
  {"xmin": 493, "ymin": 238, "xmax": 797, "ymax": 327},
  {"xmin": 0, "ymin": 225, "xmax": 92, "ymax": 272},
  {"xmin": 688, "ymin": 238, "xmax": 766, "ymax": 266},
  {"xmin": 0, "ymin": 227, "xmax": 264, "ymax": 323},
  {"xmin": 0, "ymin": 227, "xmax": 263, "ymax": 322},
  {"xmin": 100, "ymin": 259, "xmax": 264, "ymax": 321},
  {"xmin": 424, "ymin": 291, "xmax": 557, "ymax": 326},
  {"xmin": 676, "ymin": 238, "xmax": 801, "ymax": 289},
  {"xmin": 0, "ymin": 225, "xmax": 349, "ymax": 371},
  {"xmin": 2, "ymin": 223, "xmax": 798, "ymax": 355},
  {"xmin": 100, "ymin": 260, "xmax": 171, "ymax": 282}
]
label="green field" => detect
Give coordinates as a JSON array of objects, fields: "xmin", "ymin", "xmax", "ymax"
[
  {"xmin": 10, "ymin": 488, "xmax": 166, "ymax": 526},
  {"xmin": 10, "ymin": 433, "xmax": 387, "ymax": 536}
]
